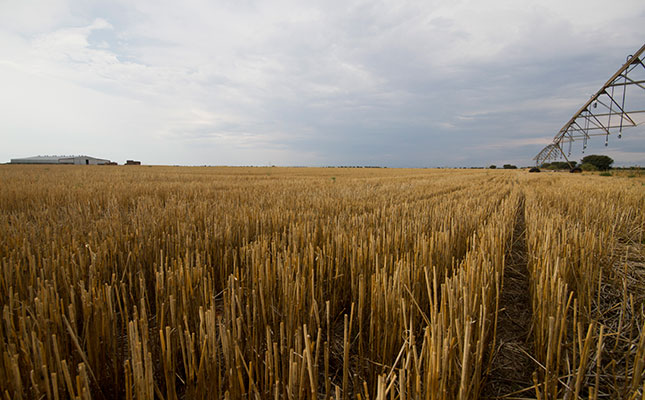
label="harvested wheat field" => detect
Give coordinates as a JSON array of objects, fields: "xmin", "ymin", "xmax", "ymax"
[{"xmin": 0, "ymin": 165, "xmax": 644, "ymax": 399}]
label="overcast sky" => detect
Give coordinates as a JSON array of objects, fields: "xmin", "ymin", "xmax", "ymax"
[{"xmin": 1, "ymin": 0, "xmax": 644, "ymax": 167}]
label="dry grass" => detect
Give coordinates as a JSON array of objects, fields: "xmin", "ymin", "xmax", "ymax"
[{"xmin": 0, "ymin": 166, "xmax": 642, "ymax": 399}]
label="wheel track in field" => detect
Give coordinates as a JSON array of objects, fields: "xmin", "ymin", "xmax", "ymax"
[{"xmin": 482, "ymin": 194, "xmax": 535, "ymax": 399}]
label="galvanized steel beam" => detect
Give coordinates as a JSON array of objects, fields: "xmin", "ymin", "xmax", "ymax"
[{"xmin": 534, "ymin": 43, "xmax": 645, "ymax": 167}]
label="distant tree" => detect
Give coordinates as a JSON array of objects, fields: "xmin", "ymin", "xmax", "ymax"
[
  {"xmin": 581, "ymin": 155, "xmax": 613, "ymax": 171},
  {"xmin": 489, "ymin": 165, "xmax": 497, "ymax": 169},
  {"xmin": 580, "ymin": 163, "xmax": 598, "ymax": 171},
  {"xmin": 542, "ymin": 161, "xmax": 576, "ymax": 170},
  {"xmin": 503, "ymin": 164, "xmax": 517, "ymax": 169}
]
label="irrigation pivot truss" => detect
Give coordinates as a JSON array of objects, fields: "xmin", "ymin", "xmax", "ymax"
[{"xmin": 534, "ymin": 43, "xmax": 645, "ymax": 167}]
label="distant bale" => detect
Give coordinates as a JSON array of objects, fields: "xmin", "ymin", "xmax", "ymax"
[{"xmin": 529, "ymin": 167, "xmax": 540, "ymax": 173}]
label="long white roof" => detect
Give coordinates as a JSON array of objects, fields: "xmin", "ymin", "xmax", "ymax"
[{"xmin": 12, "ymin": 155, "xmax": 109, "ymax": 161}]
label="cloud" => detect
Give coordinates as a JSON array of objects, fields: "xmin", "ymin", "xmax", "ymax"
[
  {"xmin": 476, "ymin": 137, "xmax": 554, "ymax": 151},
  {"xmin": 1, "ymin": 0, "xmax": 645, "ymax": 166}
]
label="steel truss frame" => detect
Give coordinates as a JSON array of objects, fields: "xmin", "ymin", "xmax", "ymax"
[{"xmin": 534, "ymin": 43, "xmax": 645, "ymax": 167}]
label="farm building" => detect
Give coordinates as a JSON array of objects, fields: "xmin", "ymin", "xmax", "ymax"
[{"xmin": 10, "ymin": 155, "xmax": 113, "ymax": 165}]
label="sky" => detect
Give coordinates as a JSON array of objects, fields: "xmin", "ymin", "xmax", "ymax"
[{"xmin": 1, "ymin": 0, "xmax": 645, "ymax": 167}]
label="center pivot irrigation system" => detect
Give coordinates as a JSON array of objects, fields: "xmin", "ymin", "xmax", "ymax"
[{"xmin": 533, "ymin": 43, "xmax": 645, "ymax": 170}]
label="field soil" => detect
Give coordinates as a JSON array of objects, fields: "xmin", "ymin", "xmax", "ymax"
[{"xmin": 482, "ymin": 196, "xmax": 535, "ymax": 398}]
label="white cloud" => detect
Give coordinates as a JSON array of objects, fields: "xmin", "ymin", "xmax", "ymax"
[{"xmin": 0, "ymin": 0, "xmax": 75, "ymax": 34}]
